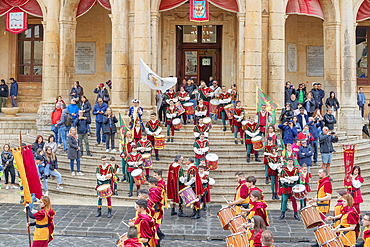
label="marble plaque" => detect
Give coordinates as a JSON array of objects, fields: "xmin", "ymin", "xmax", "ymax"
[
  {"xmin": 288, "ymin": 43, "xmax": 297, "ymax": 72},
  {"xmin": 307, "ymin": 46, "xmax": 324, "ymax": 77},
  {"xmin": 75, "ymin": 42, "xmax": 95, "ymax": 74},
  {"xmin": 105, "ymin": 43, "xmax": 112, "ymax": 72}
]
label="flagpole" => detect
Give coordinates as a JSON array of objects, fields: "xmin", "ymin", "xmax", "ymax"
[{"xmin": 20, "ymin": 131, "xmax": 32, "ymax": 247}]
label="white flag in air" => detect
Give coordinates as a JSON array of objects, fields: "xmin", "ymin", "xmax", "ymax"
[{"xmin": 139, "ymin": 58, "xmax": 177, "ymax": 93}]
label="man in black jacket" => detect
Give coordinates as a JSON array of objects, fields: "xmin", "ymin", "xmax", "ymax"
[
  {"xmin": 284, "ymin": 81, "xmax": 295, "ymax": 104},
  {"xmin": 76, "ymin": 110, "xmax": 92, "ymax": 156},
  {"xmin": 0, "ymin": 79, "xmax": 8, "ymax": 112},
  {"xmin": 310, "ymin": 83, "xmax": 321, "ymax": 110},
  {"xmin": 324, "ymin": 107, "xmax": 337, "ymax": 130},
  {"xmin": 319, "ymin": 127, "xmax": 338, "ymax": 178}
]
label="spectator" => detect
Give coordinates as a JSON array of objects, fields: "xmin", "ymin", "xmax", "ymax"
[
  {"xmin": 297, "ymin": 107, "xmax": 309, "ymax": 130},
  {"xmin": 288, "ymin": 94, "xmax": 298, "ymax": 110},
  {"xmin": 297, "ymin": 125, "xmax": 314, "ymax": 145},
  {"xmin": 185, "ymin": 80, "xmax": 197, "ymax": 123},
  {"xmin": 230, "ymin": 84, "xmax": 237, "ymax": 104},
  {"xmin": 324, "ymin": 107, "xmax": 337, "ymax": 131},
  {"xmin": 43, "ymin": 146, "xmax": 63, "ymax": 196},
  {"xmin": 312, "ymin": 109, "xmax": 324, "ymax": 134},
  {"xmin": 55, "ymin": 95, "xmax": 65, "ymax": 108},
  {"xmin": 93, "ymin": 97, "xmax": 108, "ymax": 145},
  {"xmin": 292, "ymin": 116, "xmax": 302, "ymax": 133},
  {"xmin": 284, "ymin": 81, "xmax": 295, "ymax": 104},
  {"xmin": 278, "ymin": 120, "xmax": 298, "ymax": 144},
  {"xmin": 70, "ymin": 81, "xmax": 82, "ymax": 107},
  {"xmin": 94, "ymin": 83, "xmax": 110, "ymax": 104},
  {"xmin": 310, "ymin": 83, "xmax": 320, "ymax": 109},
  {"xmin": 279, "ymin": 103, "xmax": 294, "ymax": 123},
  {"xmin": 261, "ymin": 230, "xmax": 274, "ymax": 247},
  {"xmin": 0, "ymin": 79, "xmax": 8, "ymax": 112},
  {"xmin": 357, "ymin": 87, "xmax": 366, "ymax": 120},
  {"xmin": 293, "ymin": 103, "xmax": 307, "ymax": 116},
  {"xmin": 68, "ymin": 127, "xmax": 84, "ymax": 176},
  {"xmin": 298, "ymin": 139, "xmax": 313, "ymax": 172},
  {"xmin": 2, "ymin": 144, "xmax": 17, "ymax": 189},
  {"xmin": 9, "ymin": 78, "xmax": 18, "ymax": 107},
  {"xmin": 317, "ymin": 83, "xmax": 325, "ymax": 111},
  {"xmin": 292, "ymin": 138, "xmax": 301, "ymax": 161},
  {"xmin": 304, "ymin": 92, "xmax": 316, "ymax": 117},
  {"xmin": 31, "ymin": 135, "xmax": 45, "ymax": 157},
  {"xmin": 156, "ymin": 90, "xmax": 166, "ymax": 123},
  {"xmin": 208, "ymin": 76, "xmax": 215, "ymax": 87},
  {"xmin": 308, "ymin": 117, "xmax": 323, "ymax": 166},
  {"xmin": 43, "ymin": 134, "xmax": 57, "ymax": 154},
  {"xmin": 51, "ymin": 102, "xmax": 62, "ymax": 145},
  {"xmin": 57, "ymin": 104, "xmax": 68, "ymax": 154},
  {"xmin": 319, "ymin": 127, "xmax": 338, "ymax": 177},
  {"xmin": 76, "ymin": 110, "xmax": 92, "ymax": 157},
  {"xmin": 67, "ymin": 99, "xmax": 79, "ymax": 127},
  {"xmin": 80, "ymin": 95, "xmax": 92, "ymax": 136},
  {"xmin": 295, "ymin": 83, "xmax": 306, "ymax": 104},
  {"xmin": 325, "ymin": 91, "xmax": 340, "ymax": 112},
  {"xmin": 103, "ymin": 107, "xmax": 118, "ymax": 152}
]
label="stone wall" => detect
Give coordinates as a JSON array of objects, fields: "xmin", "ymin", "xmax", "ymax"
[{"xmin": 0, "ymin": 116, "xmax": 37, "ymax": 146}]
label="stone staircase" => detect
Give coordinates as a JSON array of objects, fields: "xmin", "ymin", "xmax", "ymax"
[{"xmin": 14, "ymin": 123, "xmax": 370, "ymax": 207}]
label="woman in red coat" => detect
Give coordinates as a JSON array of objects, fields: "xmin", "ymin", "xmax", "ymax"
[{"xmin": 347, "ymin": 165, "xmax": 364, "ymax": 214}]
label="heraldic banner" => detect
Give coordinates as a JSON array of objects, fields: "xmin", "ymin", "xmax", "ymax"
[
  {"xmin": 190, "ymin": 0, "xmax": 209, "ymax": 22},
  {"xmin": 343, "ymin": 145, "xmax": 355, "ymax": 188},
  {"xmin": 5, "ymin": 7, "xmax": 28, "ymax": 34}
]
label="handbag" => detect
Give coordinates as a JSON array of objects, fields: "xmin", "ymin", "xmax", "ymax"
[{"xmin": 103, "ymin": 94, "xmax": 110, "ymax": 102}]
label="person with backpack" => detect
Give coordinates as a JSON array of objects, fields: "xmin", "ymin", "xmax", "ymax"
[
  {"xmin": 70, "ymin": 81, "xmax": 83, "ymax": 107},
  {"xmin": 93, "ymin": 97, "xmax": 108, "ymax": 145},
  {"xmin": 94, "ymin": 83, "xmax": 110, "ymax": 105},
  {"xmin": 57, "ymin": 104, "xmax": 70, "ymax": 154}
]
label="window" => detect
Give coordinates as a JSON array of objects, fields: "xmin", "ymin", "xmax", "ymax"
[
  {"xmin": 18, "ymin": 24, "xmax": 43, "ymax": 82},
  {"xmin": 183, "ymin": 25, "xmax": 198, "ymax": 43},
  {"xmin": 202, "ymin": 25, "xmax": 216, "ymax": 43}
]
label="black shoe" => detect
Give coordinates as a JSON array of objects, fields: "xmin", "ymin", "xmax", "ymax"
[
  {"xmin": 275, "ymin": 193, "xmax": 280, "ymax": 200},
  {"xmin": 235, "ymin": 140, "xmax": 238, "ymax": 144},
  {"xmin": 107, "ymin": 208, "xmax": 112, "ymax": 218},
  {"xmin": 265, "ymin": 177, "xmax": 269, "ymax": 184},
  {"xmin": 189, "ymin": 208, "xmax": 196, "ymax": 217},
  {"xmin": 121, "ymin": 175, "xmax": 126, "ymax": 182},
  {"xmin": 80, "ymin": 151, "xmax": 83, "ymax": 156},
  {"xmin": 171, "ymin": 207, "xmax": 177, "ymax": 216},
  {"xmin": 246, "ymin": 154, "xmax": 250, "ymax": 163},
  {"xmin": 272, "ymin": 193, "xmax": 275, "ymax": 200},
  {"xmin": 155, "ymin": 154, "xmax": 159, "ymax": 161},
  {"xmin": 191, "ymin": 209, "xmax": 201, "ymax": 219},
  {"xmin": 87, "ymin": 151, "xmax": 93, "ymax": 156},
  {"xmin": 178, "ymin": 208, "xmax": 188, "ymax": 217},
  {"xmin": 294, "ymin": 212, "xmax": 300, "ymax": 221},
  {"xmin": 286, "ymin": 207, "xmax": 291, "ymax": 212},
  {"xmin": 145, "ymin": 175, "xmax": 149, "ymax": 181},
  {"xmin": 115, "ymin": 190, "xmax": 118, "ymax": 196},
  {"xmin": 255, "ymin": 155, "xmax": 261, "ymax": 162},
  {"xmin": 279, "ymin": 211, "xmax": 285, "ymax": 220},
  {"xmin": 20, "ymin": 197, "xmax": 24, "ymax": 204},
  {"xmin": 223, "ymin": 127, "xmax": 226, "ymax": 132},
  {"xmin": 166, "ymin": 138, "xmax": 170, "ymax": 142},
  {"xmin": 203, "ymin": 204, "xmax": 207, "ymax": 211},
  {"xmin": 241, "ymin": 140, "xmax": 244, "ymax": 144},
  {"xmin": 95, "ymin": 208, "xmax": 102, "ymax": 217},
  {"xmin": 171, "ymin": 138, "xmax": 174, "ymax": 142},
  {"xmin": 184, "ymin": 121, "xmax": 187, "ymax": 125},
  {"xmin": 128, "ymin": 191, "xmax": 133, "ymax": 197}
]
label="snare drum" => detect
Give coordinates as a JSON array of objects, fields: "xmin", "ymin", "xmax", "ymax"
[
  {"xmin": 218, "ymin": 206, "xmax": 237, "ymax": 230},
  {"xmin": 206, "ymin": 153, "xmax": 219, "ymax": 170},
  {"xmin": 175, "ymin": 101, "xmax": 185, "ymax": 115},
  {"xmin": 179, "ymin": 186, "xmax": 199, "ymax": 207},
  {"xmin": 172, "ymin": 118, "xmax": 182, "ymax": 130},
  {"xmin": 203, "ymin": 117, "xmax": 212, "ymax": 130},
  {"xmin": 224, "ymin": 104, "xmax": 234, "ymax": 120},
  {"xmin": 314, "ymin": 225, "xmax": 343, "ymax": 247},
  {"xmin": 209, "ymin": 178, "xmax": 215, "ymax": 189},
  {"xmin": 184, "ymin": 102, "xmax": 195, "ymax": 115},
  {"xmin": 241, "ymin": 120, "xmax": 248, "ymax": 131},
  {"xmin": 292, "ymin": 184, "xmax": 307, "ymax": 200},
  {"xmin": 300, "ymin": 205, "xmax": 323, "ymax": 229},
  {"xmin": 209, "ymin": 99, "xmax": 220, "ymax": 115},
  {"xmin": 251, "ymin": 136, "xmax": 263, "ymax": 150},
  {"xmin": 142, "ymin": 153, "xmax": 152, "ymax": 168},
  {"xmin": 97, "ymin": 184, "xmax": 113, "ymax": 199},
  {"xmin": 228, "ymin": 215, "xmax": 248, "ymax": 234},
  {"xmin": 116, "ymin": 233, "xmax": 127, "ymax": 247},
  {"xmin": 226, "ymin": 232, "xmax": 250, "ymax": 247},
  {"xmin": 131, "ymin": 169, "xmax": 146, "ymax": 185},
  {"xmin": 154, "ymin": 135, "xmax": 165, "ymax": 149}
]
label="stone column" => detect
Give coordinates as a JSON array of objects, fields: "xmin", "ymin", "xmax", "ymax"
[
  {"xmin": 110, "ymin": 0, "xmax": 129, "ymax": 110},
  {"xmin": 151, "ymin": 12, "xmax": 160, "ymax": 109},
  {"xmin": 339, "ymin": 0, "xmax": 362, "ymax": 135},
  {"xmin": 37, "ymin": 0, "xmax": 60, "ymax": 133},
  {"xmin": 268, "ymin": 0, "xmax": 285, "ymax": 108},
  {"xmin": 237, "ymin": 14, "xmax": 245, "ymax": 104},
  {"xmin": 244, "ymin": 0, "xmax": 262, "ymax": 109}
]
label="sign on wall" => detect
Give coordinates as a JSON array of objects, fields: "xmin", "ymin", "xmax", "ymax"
[
  {"xmin": 75, "ymin": 42, "xmax": 95, "ymax": 74},
  {"xmin": 288, "ymin": 43, "xmax": 297, "ymax": 72},
  {"xmin": 307, "ymin": 46, "xmax": 324, "ymax": 77},
  {"xmin": 105, "ymin": 43, "xmax": 112, "ymax": 72}
]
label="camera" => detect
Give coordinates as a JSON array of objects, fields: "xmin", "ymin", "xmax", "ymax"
[
  {"xmin": 331, "ymin": 132, "xmax": 335, "ymax": 135},
  {"xmin": 315, "ymin": 117, "xmax": 319, "ymax": 121}
]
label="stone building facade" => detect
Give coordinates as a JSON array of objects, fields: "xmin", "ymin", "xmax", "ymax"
[{"xmin": 0, "ymin": 0, "xmax": 366, "ymax": 135}]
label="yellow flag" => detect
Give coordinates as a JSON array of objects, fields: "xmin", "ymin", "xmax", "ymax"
[{"xmin": 11, "ymin": 148, "xmax": 32, "ymax": 205}]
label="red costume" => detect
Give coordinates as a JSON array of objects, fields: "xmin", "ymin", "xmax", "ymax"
[
  {"xmin": 134, "ymin": 214, "xmax": 157, "ymax": 246},
  {"xmin": 199, "ymin": 172, "xmax": 211, "ymax": 203},
  {"xmin": 299, "ymin": 171, "xmax": 312, "ymax": 193},
  {"xmin": 133, "ymin": 126, "xmax": 143, "ymax": 144},
  {"xmin": 347, "ymin": 174, "xmax": 364, "ymax": 214},
  {"xmin": 187, "ymin": 165, "xmax": 204, "ymax": 209},
  {"xmin": 257, "ymin": 110, "xmax": 270, "ymax": 133},
  {"xmin": 249, "ymin": 228, "xmax": 263, "ymax": 247},
  {"xmin": 123, "ymin": 238, "xmax": 143, "ymax": 247},
  {"xmin": 167, "ymin": 163, "xmax": 184, "ymax": 204},
  {"xmin": 193, "ymin": 139, "xmax": 209, "ymax": 160},
  {"xmin": 149, "ymin": 187, "xmax": 164, "ymax": 224},
  {"xmin": 248, "ymin": 200, "xmax": 269, "ymax": 226},
  {"xmin": 317, "ymin": 176, "xmax": 332, "ymax": 220}
]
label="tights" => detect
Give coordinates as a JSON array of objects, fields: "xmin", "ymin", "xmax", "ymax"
[
  {"xmin": 167, "ymin": 125, "xmax": 174, "ymax": 137},
  {"xmin": 98, "ymin": 196, "xmax": 111, "ymax": 208},
  {"xmin": 234, "ymin": 125, "xmax": 244, "ymax": 139},
  {"xmin": 281, "ymin": 194, "xmax": 297, "ymax": 212}
]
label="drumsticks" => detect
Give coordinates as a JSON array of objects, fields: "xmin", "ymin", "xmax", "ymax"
[
  {"xmin": 121, "ymin": 221, "xmax": 130, "ymax": 227},
  {"xmin": 222, "ymin": 196, "xmax": 229, "ymax": 204},
  {"xmin": 117, "ymin": 233, "xmax": 121, "ymax": 238},
  {"xmin": 339, "ymin": 232, "xmax": 353, "ymax": 246}
]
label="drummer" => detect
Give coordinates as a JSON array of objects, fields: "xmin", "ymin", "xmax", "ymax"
[
  {"xmin": 193, "ymin": 132, "xmax": 210, "ymax": 167},
  {"xmin": 137, "ymin": 133, "xmax": 153, "ymax": 181},
  {"xmin": 95, "ymin": 155, "xmax": 113, "ymax": 218},
  {"xmin": 185, "ymin": 157, "xmax": 203, "ymax": 219},
  {"xmin": 145, "ymin": 113, "xmax": 162, "ymax": 161},
  {"xmin": 120, "ymin": 131, "xmax": 134, "ymax": 182},
  {"xmin": 209, "ymin": 80, "xmax": 221, "ymax": 123},
  {"xmin": 257, "ymin": 104, "xmax": 272, "ymax": 135},
  {"xmin": 244, "ymin": 114, "xmax": 261, "ymax": 163},
  {"xmin": 193, "ymin": 80, "xmax": 212, "ymax": 116},
  {"xmin": 164, "ymin": 87, "xmax": 178, "ymax": 107},
  {"xmin": 266, "ymin": 125, "xmax": 279, "ymax": 146},
  {"xmin": 132, "ymin": 120, "xmax": 144, "ymax": 144},
  {"xmin": 279, "ymin": 157, "xmax": 300, "ymax": 221},
  {"xmin": 219, "ymin": 86, "xmax": 232, "ymax": 132},
  {"xmin": 177, "ymin": 86, "xmax": 190, "ymax": 125},
  {"xmin": 267, "ymin": 147, "xmax": 283, "ymax": 201},
  {"xmin": 126, "ymin": 144, "xmax": 143, "ymax": 197},
  {"xmin": 233, "ymin": 100, "xmax": 244, "ymax": 144},
  {"xmin": 241, "ymin": 190, "xmax": 269, "ymax": 226},
  {"xmin": 263, "ymin": 137, "xmax": 276, "ymax": 185},
  {"xmin": 193, "ymin": 118, "xmax": 209, "ymax": 139},
  {"xmin": 194, "ymin": 98, "xmax": 207, "ymax": 125},
  {"xmin": 227, "ymin": 171, "xmax": 249, "ymax": 214},
  {"xmin": 165, "ymin": 100, "xmax": 178, "ymax": 143},
  {"xmin": 298, "ymin": 164, "xmax": 311, "ymax": 210},
  {"xmin": 198, "ymin": 165, "xmax": 210, "ymax": 211},
  {"xmin": 122, "ymin": 226, "xmax": 142, "ymax": 247}
]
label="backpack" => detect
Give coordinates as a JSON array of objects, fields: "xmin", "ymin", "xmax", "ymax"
[{"xmin": 65, "ymin": 113, "xmax": 73, "ymax": 127}]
